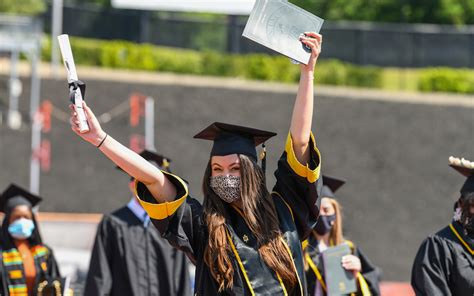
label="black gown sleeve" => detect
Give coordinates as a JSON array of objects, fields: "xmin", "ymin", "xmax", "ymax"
[
  {"xmin": 411, "ymin": 236, "xmax": 452, "ymax": 296},
  {"xmin": 134, "ymin": 171, "xmax": 205, "ymax": 263},
  {"xmin": 272, "ymin": 132, "xmax": 322, "ymax": 240},
  {"xmin": 353, "ymin": 246, "xmax": 381, "ymax": 296},
  {"xmin": 84, "ymin": 217, "xmax": 114, "ymax": 296},
  {"xmin": 45, "ymin": 247, "xmax": 61, "ymax": 279},
  {"xmin": 173, "ymin": 249, "xmax": 192, "ymax": 296}
]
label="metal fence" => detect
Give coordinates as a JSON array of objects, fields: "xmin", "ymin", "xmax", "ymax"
[{"xmin": 43, "ymin": 5, "xmax": 474, "ymax": 68}]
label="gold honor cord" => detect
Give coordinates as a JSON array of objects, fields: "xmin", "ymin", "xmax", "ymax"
[
  {"xmin": 449, "ymin": 224, "xmax": 474, "ymax": 255},
  {"xmin": 356, "ymin": 272, "xmax": 372, "ymax": 296},
  {"xmin": 279, "ymin": 237, "xmax": 304, "ymax": 296},
  {"xmin": 225, "ymin": 229, "xmax": 256, "ymax": 296},
  {"xmin": 305, "ymin": 252, "xmax": 327, "ymax": 292},
  {"xmin": 228, "ymin": 205, "xmax": 294, "ymax": 295}
]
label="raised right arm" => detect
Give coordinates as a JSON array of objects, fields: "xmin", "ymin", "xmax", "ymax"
[{"xmin": 69, "ymin": 102, "xmax": 176, "ymax": 202}]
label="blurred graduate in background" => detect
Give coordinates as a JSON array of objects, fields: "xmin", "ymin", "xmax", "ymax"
[
  {"xmin": 84, "ymin": 150, "xmax": 192, "ymax": 296},
  {"xmin": 411, "ymin": 156, "xmax": 474, "ymax": 296},
  {"xmin": 303, "ymin": 175, "xmax": 381, "ymax": 296},
  {"xmin": 0, "ymin": 184, "xmax": 62, "ymax": 296}
]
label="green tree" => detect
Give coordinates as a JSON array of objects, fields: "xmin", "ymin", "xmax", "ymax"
[
  {"xmin": 290, "ymin": 0, "xmax": 474, "ymax": 24},
  {"xmin": 0, "ymin": 0, "xmax": 46, "ymax": 15},
  {"xmin": 434, "ymin": 0, "xmax": 474, "ymax": 24}
]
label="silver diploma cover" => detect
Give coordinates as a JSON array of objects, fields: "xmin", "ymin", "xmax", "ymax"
[{"xmin": 243, "ymin": 0, "xmax": 324, "ymax": 65}]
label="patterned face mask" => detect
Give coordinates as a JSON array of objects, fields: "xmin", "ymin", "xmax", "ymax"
[{"xmin": 210, "ymin": 175, "xmax": 241, "ymax": 203}]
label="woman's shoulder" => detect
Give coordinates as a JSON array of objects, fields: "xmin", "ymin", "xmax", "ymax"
[{"xmin": 422, "ymin": 224, "xmax": 463, "ymax": 252}]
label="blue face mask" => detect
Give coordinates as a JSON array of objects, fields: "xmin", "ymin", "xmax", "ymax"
[{"xmin": 8, "ymin": 218, "xmax": 35, "ymax": 240}]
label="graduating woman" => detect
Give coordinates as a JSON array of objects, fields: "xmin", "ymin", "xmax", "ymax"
[
  {"xmin": 411, "ymin": 156, "xmax": 474, "ymax": 296},
  {"xmin": 303, "ymin": 176, "xmax": 380, "ymax": 296},
  {"xmin": 69, "ymin": 32, "xmax": 323, "ymax": 295},
  {"xmin": 0, "ymin": 184, "xmax": 62, "ymax": 296}
]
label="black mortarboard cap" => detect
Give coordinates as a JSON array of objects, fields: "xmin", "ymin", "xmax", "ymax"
[
  {"xmin": 193, "ymin": 122, "xmax": 277, "ymax": 161},
  {"xmin": 321, "ymin": 175, "xmax": 346, "ymax": 198},
  {"xmin": 0, "ymin": 183, "xmax": 42, "ymax": 213},
  {"xmin": 116, "ymin": 150, "xmax": 171, "ymax": 175},
  {"xmin": 139, "ymin": 150, "xmax": 171, "ymax": 169},
  {"xmin": 449, "ymin": 156, "xmax": 474, "ymax": 195}
]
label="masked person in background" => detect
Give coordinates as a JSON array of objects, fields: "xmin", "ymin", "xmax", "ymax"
[
  {"xmin": 0, "ymin": 184, "xmax": 62, "ymax": 296},
  {"xmin": 84, "ymin": 150, "xmax": 191, "ymax": 296},
  {"xmin": 69, "ymin": 32, "xmax": 323, "ymax": 295},
  {"xmin": 303, "ymin": 176, "xmax": 381, "ymax": 296},
  {"xmin": 411, "ymin": 156, "xmax": 474, "ymax": 296}
]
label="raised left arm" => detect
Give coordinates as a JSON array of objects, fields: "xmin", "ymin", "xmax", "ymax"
[{"xmin": 290, "ymin": 32, "xmax": 322, "ymax": 164}]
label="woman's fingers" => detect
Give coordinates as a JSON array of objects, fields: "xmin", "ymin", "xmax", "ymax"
[
  {"xmin": 69, "ymin": 117, "xmax": 80, "ymax": 128},
  {"xmin": 341, "ymin": 255, "xmax": 361, "ymax": 272},
  {"xmin": 83, "ymin": 101, "xmax": 95, "ymax": 119},
  {"xmin": 304, "ymin": 32, "xmax": 322, "ymax": 42},
  {"xmin": 71, "ymin": 125, "xmax": 81, "ymax": 135},
  {"xmin": 300, "ymin": 32, "xmax": 322, "ymax": 56},
  {"xmin": 342, "ymin": 262, "xmax": 356, "ymax": 271},
  {"xmin": 300, "ymin": 33, "xmax": 322, "ymax": 47},
  {"xmin": 69, "ymin": 104, "xmax": 78, "ymax": 120},
  {"xmin": 342, "ymin": 264, "xmax": 352, "ymax": 270},
  {"xmin": 300, "ymin": 37, "xmax": 321, "ymax": 55},
  {"xmin": 69, "ymin": 100, "xmax": 107, "ymax": 146},
  {"xmin": 82, "ymin": 101, "xmax": 102, "ymax": 129},
  {"xmin": 342, "ymin": 261, "xmax": 353, "ymax": 267},
  {"xmin": 342, "ymin": 255, "xmax": 353, "ymax": 265},
  {"xmin": 302, "ymin": 43, "xmax": 321, "ymax": 59}
]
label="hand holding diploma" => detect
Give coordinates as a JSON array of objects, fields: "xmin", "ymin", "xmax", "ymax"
[
  {"xmin": 69, "ymin": 102, "xmax": 177, "ymax": 203},
  {"xmin": 69, "ymin": 102, "xmax": 106, "ymax": 147},
  {"xmin": 342, "ymin": 254, "xmax": 362, "ymax": 277},
  {"xmin": 298, "ymin": 32, "xmax": 322, "ymax": 77}
]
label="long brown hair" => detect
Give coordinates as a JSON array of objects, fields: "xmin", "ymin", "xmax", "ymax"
[
  {"xmin": 327, "ymin": 198, "xmax": 345, "ymax": 246},
  {"xmin": 202, "ymin": 154, "xmax": 297, "ymax": 291}
]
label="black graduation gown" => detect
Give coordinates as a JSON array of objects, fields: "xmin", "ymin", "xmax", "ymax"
[
  {"xmin": 0, "ymin": 244, "xmax": 61, "ymax": 296},
  {"xmin": 411, "ymin": 221, "xmax": 474, "ymax": 296},
  {"xmin": 135, "ymin": 132, "xmax": 323, "ymax": 296},
  {"xmin": 303, "ymin": 234, "xmax": 381, "ymax": 296},
  {"xmin": 84, "ymin": 206, "xmax": 192, "ymax": 296}
]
